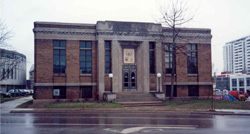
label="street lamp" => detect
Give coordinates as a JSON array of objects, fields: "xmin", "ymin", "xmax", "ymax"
[
  {"xmin": 109, "ymin": 73, "xmax": 113, "ymax": 93},
  {"xmin": 157, "ymin": 73, "xmax": 161, "ymax": 92}
]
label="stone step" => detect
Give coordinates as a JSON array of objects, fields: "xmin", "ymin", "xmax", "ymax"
[{"xmin": 116, "ymin": 92, "xmax": 161, "ymax": 102}]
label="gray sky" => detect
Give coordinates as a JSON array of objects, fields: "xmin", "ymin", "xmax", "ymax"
[{"xmin": 1, "ymin": 0, "xmax": 250, "ymax": 79}]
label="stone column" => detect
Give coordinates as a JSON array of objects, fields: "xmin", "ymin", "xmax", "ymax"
[
  {"xmin": 156, "ymin": 41, "xmax": 163, "ymax": 92},
  {"xmin": 142, "ymin": 41, "xmax": 150, "ymax": 93},
  {"xmin": 97, "ymin": 39, "xmax": 105, "ymax": 100},
  {"xmin": 112, "ymin": 40, "xmax": 122, "ymax": 93}
]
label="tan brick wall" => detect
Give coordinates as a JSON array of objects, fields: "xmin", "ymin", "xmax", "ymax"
[
  {"xmin": 35, "ymin": 39, "xmax": 53, "ymax": 83},
  {"xmin": 150, "ymin": 75, "xmax": 157, "ymax": 91},
  {"xmin": 34, "ymin": 86, "xmax": 53, "ymax": 99},
  {"xmin": 66, "ymin": 87, "xmax": 80, "ymax": 99},
  {"xmin": 177, "ymin": 85, "xmax": 188, "ymax": 97},
  {"xmin": 198, "ymin": 44, "xmax": 212, "ymax": 82},
  {"xmin": 176, "ymin": 43, "xmax": 188, "ymax": 82},
  {"xmin": 199, "ymin": 85, "xmax": 212, "ymax": 96},
  {"xmin": 105, "ymin": 75, "xmax": 111, "ymax": 91},
  {"xmin": 66, "ymin": 40, "xmax": 80, "ymax": 83}
]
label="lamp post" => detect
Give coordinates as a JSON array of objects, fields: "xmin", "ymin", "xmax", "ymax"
[
  {"xmin": 157, "ymin": 73, "xmax": 162, "ymax": 92},
  {"xmin": 109, "ymin": 73, "xmax": 113, "ymax": 93}
]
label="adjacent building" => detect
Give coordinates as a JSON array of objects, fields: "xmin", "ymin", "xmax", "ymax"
[
  {"xmin": 223, "ymin": 35, "xmax": 250, "ymax": 74},
  {"xmin": 0, "ymin": 48, "xmax": 26, "ymax": 92},
  {"xmin": 33, "ymin": 21, "xmax": 212, "ymax": 102}
]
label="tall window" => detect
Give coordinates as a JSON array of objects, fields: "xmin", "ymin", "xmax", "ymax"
[
  {"xmin": 239, "ymin": 78, "xmax": 244, "ymax": 86},
  {"xmin": 80, "ymin": 41, "xmax": 92, "ymax": 74},
  {"xmin": 247, "ymin": 78, "xmax": 250, "ymax": 86},
  {"xmin": 187, "ymin": 44, "xmax": 197, "ymax": 74},
  {"xmin": 232, "ymin": 79, "xmax": 237, "ymax": 87},
  {"xmin": 53, "ymin": 40, "xmax": 66, "ymax": 74},
  {"xmin": 165, "ymin": 44, "xmax": 174, "ymax": 74},
  {"xmin": 105, "ymin": 41, "xmax": 111, "ymax": 74},
  {"xmin": 149, "ymin": 42, "xmax": 155, "ymax": 74}
]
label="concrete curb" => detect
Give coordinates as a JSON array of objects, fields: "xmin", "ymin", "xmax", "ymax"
[{"xmin": 10, "ymin": 108, "xmax": 250, "ymax": 116}]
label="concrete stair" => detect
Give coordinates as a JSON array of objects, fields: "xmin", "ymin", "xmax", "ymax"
[{"xmin": 116, "ymin": 92, "xmax": 163, "ymax": 107}]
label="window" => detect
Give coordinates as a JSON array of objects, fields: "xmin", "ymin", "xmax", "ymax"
[
  {"xmin": 53, "ymin": 40, "xmax": 66, "ymax": 74},
  {"xmin": 239, "ymin": 78, "xmax": 244, "ymax": 86},
  {"xmin": 165, "ymin": 44, "xmax": 174, "ymax": 74},
  {"xmin": 247, "ymin": 78, "xmax": 250, "ymax": 86},
  {"xmin": 149, "ymin": 42, "xmax": 155, "ymax": 74},
  {"xmin": 232, "ymin": 79, "xmax": 237, "ymax": 87},
  {"xmin": 105, "ymin": 41, "xmax": 111, "ymax": 74},
  {"xmin": 80, "ymin": 41, "xmax": 92, "ymax": 74},
  {"xmin": 165, "ymin": 85, "xmax": 177, "ymax": 97},
  {"xmin": 188, "ymin": 85, "xmax": 199, "ymax": 96},
  {"xmin": 187, "ymin": 44, "xmax": 197, "ymax": 74},
  {"xmin": 81, "ymin": 86, "xmax": 92, "ymax": 98},
  {"xmin": 53, "ymin": 86, "xmax": 66, "ymax": 99},
  {"xmin": 232, "ymin": 88, "xmax": 237, "ymax": 91}
]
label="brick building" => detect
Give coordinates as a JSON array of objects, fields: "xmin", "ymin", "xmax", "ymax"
[{"xmin": 33, "ymin": 21, "xmax": 212, "ymax": 102}]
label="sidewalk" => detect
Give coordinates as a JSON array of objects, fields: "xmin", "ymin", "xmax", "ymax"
[
  {"xmin": 10, "ymin": 106, "xmax": 250, "ymax": 116},
  {"xmin": 0, "ymin": 96, "xmax": 33, "ymax": 113}
]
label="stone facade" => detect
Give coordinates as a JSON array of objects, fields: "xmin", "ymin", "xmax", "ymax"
[{"xmin": 33, "ymin": 21, "xmax": 212, "ymax": 102}]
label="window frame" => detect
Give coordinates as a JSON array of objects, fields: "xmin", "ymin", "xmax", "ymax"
[
  {"xmin": 165, "ymin": 43, "xmax": 175, "ymax": 74},
  {"xmin": 187, "ymin": 44, "xmax": 198, "ymax": 74},
  {"xmin": 105, "ymin": 41, "xmax": 112, "ymax": 74},
  {"xmin": 53, "ymin": 40, "xmax": 66, "ymax": 74},
  {"xmin": 80, "ymin": 41, "xmax": 92, "ymax": 74},
  {"xmin": 149, "ymin": 42, "xmax": 155, "ymax": 74}
]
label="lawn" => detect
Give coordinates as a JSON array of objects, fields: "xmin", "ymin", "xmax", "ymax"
[
  {"xmin": 0, "ymin": 97, "xmax": 21, "ymax": 103},
  {"xmin": 163, "ymin": 100, "xmax": 250, "ymax": 110},
  {"xmin": 16, "ymin": 100, "xmax": 33, "ymax": 108},
  {"xmin": 44, "ymin": 102, "xmax": 123, "ymax": 108}
]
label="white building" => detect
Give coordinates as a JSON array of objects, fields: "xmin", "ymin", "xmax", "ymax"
[
  {"xmin": 223, "ymin": 35, "xmax": 250, "ymax": 74},
  {"xmin": 0, "ymin": 49, "xmax": 26, "ymax": 92},
  {"xmin": 229, "ymin": 74, "xmax": 250, "ymax": 93}
]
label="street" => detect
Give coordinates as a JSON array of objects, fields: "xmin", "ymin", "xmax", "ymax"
[{"xmin": 1, "ymin": 111, "xmax": 250, "ymax": 134}]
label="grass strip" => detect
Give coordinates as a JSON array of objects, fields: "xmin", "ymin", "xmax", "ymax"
[
  {"xmin": 0, "ymin": 97, "xmax": 21, "ymax": 103},
  {"xmin": 44, "ymin": 102, "xmax": 123, "ymax": 108},
  {"xmin": 16, "ymin": 100, "xmax": 33, "ymax": 108},
  {"xmin": 163, "ymin": 100, "xmax": 250, "ymax": 110}
]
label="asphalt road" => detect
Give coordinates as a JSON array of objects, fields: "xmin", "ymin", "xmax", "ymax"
[
  {"xmin": 1, "ymin": 97, "xmax": 250, "ymax": 134},
  {"xmin": 1, "ymin": 112, "xmax": 250, "ymax": 134}
]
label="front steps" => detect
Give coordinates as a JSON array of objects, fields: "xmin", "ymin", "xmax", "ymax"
[{"xmin": 116, "ymin": 92, "xmax": 164, "ymax": 107}]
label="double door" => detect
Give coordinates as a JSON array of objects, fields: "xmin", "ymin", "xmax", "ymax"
[{"xmin": 123, "ymin": 65, "xmax": 137, "ymax": 90}]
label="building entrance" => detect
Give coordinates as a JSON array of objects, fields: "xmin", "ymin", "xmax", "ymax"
[{"xmin": 122, "ymin": 65, "xmax": 137, "ymax": 91}]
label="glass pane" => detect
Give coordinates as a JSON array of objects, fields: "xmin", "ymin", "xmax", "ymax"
[
  {"xmin": 124, "ymin": 83, "xmax": 128, "ymax": 88},
  {"xmin": 86, "ymin": 62, "xmax": 92, "ymax": 68},
  {"xmin": 80, "ymin": 62, "xmax": 86, "ymax": 68},
  {"xmin": 105, "ymin": 69, "xmax": 111, "ymax": 73},
  {"xmin": 60, "ymin": 41, "xmax": 66, "ymax": 47},
  {"xmin": 131, "ymin": 72, "xmax": 135, "ymax": 82},
  {"xmin": 86, "ymin": 68, "xmax": 92, "ymax": 73},
  {"xmin": 149, "ymin": 43, "xmax": 154, "ymax": 49},
  {"xmin": 53, "ymin": 41, "xmax": 60, "ymax": 47},
  {"xmin": 80, "ymin": 41, "xmax": 85, "ymax": 48},
  {"xmin": 53, "ymin": 50, "xmax": 59, "ymax": 55},
  {"xmin": 60, "ymin": 56, "xmax": 66, "ymax": 61},
  {"xmin": 105, "ymin": 41, "xmax": 111, "ymax": 48},
  {"xmin": 80, "ymin": 50, "xmax": 85, "ymax": 56},
  {"xmin": 105, "ymin": 50, "xmax": 110, "ymax": 56},
  {"xmin": 54, "ymin": 55, "xmax": 59, "ymax": 61},
  {"xmin": 86, "ymin": 41, "xmax": 92, "ymax": 48},
  {"xmin": 124, "ymin": 72, "xmax": 128, "ymax": 82},
  {"xmin": 86, "ymin": 50, "xmax": 92, "ymax": 56},
  {"xmin": 187, "ymin": 44, "xmax": 191, "ymax": 50},
  {"xmin": 61, "ymin": 67, "xmax": 66, "ymax": 73},
  {"xmin": 80, "ymin": 68, "xmax": 86, "ymax": 74},
  {"xmin": 60, "ymin": 61, "xmax": 66, "ymax": 66},
  {"xmin": 86, "ymin": 56, "xmax": 92, "ymax": 61},
  {"xmin": 192, "ymin": 44, "xmax": 197, "ymax": 50},
  {"xmin": 105, "ymin": 63, "xmax": 110, "ymax": 68},
  {"xmin": 54, "ymin": 61, "xmax": 59, "ymax": 66},
  {"xmin": 60, "ymin": 50, "xmax": 66, "ymax": 55},
  {"xmin": 105, "ymin": 56, "xmax": 110, "ymax": 62}
]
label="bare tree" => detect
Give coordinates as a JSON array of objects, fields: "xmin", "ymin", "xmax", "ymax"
[
  {"xmin": 158, "ymin": 0, "xmax": 195, "ymax": 100},
  {"xmin": 0, "ymin": 21, "xmax": 22, "ymax": 82},
  {"xmin": 0, "ymin": 21, "xmax": 12, "ymax": 47}
]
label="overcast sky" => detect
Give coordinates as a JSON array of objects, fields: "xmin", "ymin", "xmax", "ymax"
[{"xmin": 1, "ymin": 0, "xmax": 250, "ymax": 79}]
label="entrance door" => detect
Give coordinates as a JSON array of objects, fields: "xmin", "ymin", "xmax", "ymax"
[{"xmin": 123, "ymin": 65, "xmax": 137, "ymax": 91}]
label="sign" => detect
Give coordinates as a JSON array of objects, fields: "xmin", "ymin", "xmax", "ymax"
[
  {"xmin": 53, "ymin": 89, "xmax": 60, "ymax": 96},
  {"xmin": 123, "ymin": 49, "xmax": 135, "ymax": 64}
]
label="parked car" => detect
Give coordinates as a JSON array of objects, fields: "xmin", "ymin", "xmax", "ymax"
[
  {"xmin": 0, "ymin": 91, "xmax": 11, "ymax": 98},
  {"xmin": 8, "ymin": 89, "xmax": 24, "ymax": 97},
  {"xmin": 20, "ymin": 89, "xmax": 30, "ymax": 96},
  {"xmin": 229, "ymin": 91, "xmax": 247, "ymax": 101}
]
